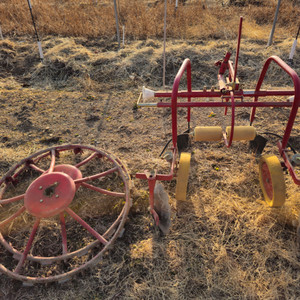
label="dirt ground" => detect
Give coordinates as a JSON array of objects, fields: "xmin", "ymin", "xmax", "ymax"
[{"xmin": 1, "ymin": 35, "xmax": 300, "ymax": 299}]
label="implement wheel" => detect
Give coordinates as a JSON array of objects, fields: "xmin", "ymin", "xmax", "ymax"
[
  {"xmin": 175, "ymin": 152, "xmax": 191, "ymax": 201},
  {"xmin": 259, "ymin": 155, "xmax": 286, "ymax": 207},
  {"xmin": 0, "ymin": 144, "xmax": 131, "ymax": 284}
]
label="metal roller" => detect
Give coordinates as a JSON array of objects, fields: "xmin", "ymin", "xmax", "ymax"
[
  {"xmin": 193, "ymin": 126, "xmax": 223, "ymax": 142},
  {"xmin": 226, "ymin": 126, "xmax": 256, "ymax": 141}
]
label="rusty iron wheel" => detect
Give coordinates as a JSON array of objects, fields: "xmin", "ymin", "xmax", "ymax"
[{"xmin": 0, "ymin": 144, "xmax": 131, "ymax": 284}]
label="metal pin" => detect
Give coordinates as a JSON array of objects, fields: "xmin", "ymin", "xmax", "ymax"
[
  {"xmin": 39, "ymin": 186, "xmax": 43, "ymax": 190},
  {"xmin": 55, "ymin": 195, "xmax": 59, "ymax": 198},
  {"xmin": 40, "ymin": 199, "xmax": 43, "ymax": 203}
]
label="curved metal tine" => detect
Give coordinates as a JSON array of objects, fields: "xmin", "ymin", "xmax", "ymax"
[
  {"xmin": 60, "ymin": 213, "xmax": 68, "ymax": 255},
  {"xmin": 0, "ymin": 194, "xmax": 25, "ymax": 205},
  {"xmin": 81, "ymin": 182, "xmax": 125, "ymax": 197},
  {"xmin": 75, "ymin": 152, "xmax": 98, "ymax": 168},
  {"xmin": 48, "ymin": 149, "xmax": 56, "ymax": 173},
  {"xmin": 65, "ymin": 208, "xmax": 108, "ymax": 245},
  {"xmin": 14, "ymin": 218, "xmax": 40, "ymax": 274},
  {"xmin": 74, "ymin": 167, "xmax": 118, "ymax": 184},
  {"xmin": 28, "ymin": 163, "xmax": 45, "ymax": 173},
  {"xmin": 0, "ymin": 206, "xmax": 26, "ymax": 227}
]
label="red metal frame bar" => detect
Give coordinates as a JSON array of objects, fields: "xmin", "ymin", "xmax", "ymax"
[
  {"xmin": 156, "ymin": 101, "xmax": 293, "ymax": 108},
  {"xmin": 278, "ymin": 141, "xmax": 300, "ymax": 185},
  {"xmin": 250, "ymin": 55, "xmax": 300, "ymax": 150},
  {"xmin": 234, "ymin": 17, "xmax": 243, "ymax": 83},
  {"xmin": 154, "ymin": 90, "xmax": 295, "ymax": 98},
  {"xmin": 224, "ymin": 91, "xmax": 235, "ymax": 148},
  {"xmin": 171, "ymin": 58, "xmax": 192, "ymax": 148}
]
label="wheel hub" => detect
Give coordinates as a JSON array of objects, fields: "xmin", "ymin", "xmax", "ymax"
[
  {"xmin": 24, "ymin": 172, "xmax": 76, "ymax": 218},
  {"xmin": 50, "ymin": 164, "xmax": 83, "ymax": 190}
]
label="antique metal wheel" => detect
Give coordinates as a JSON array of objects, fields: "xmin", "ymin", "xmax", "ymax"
[{"xmin": 0, "ymin": 144, "xmax": 131, "ymax": 284}]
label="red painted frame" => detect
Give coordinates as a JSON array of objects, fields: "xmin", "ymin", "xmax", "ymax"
[
  {"xmin": 136, "ymin": 54, "xmax": 300, "ymax": 221},
  {"xmin": 136, "ymin": 17, "xmax": 300, "ymax": 224}
]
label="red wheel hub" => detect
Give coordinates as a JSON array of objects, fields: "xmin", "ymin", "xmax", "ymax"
[
  {"xmin": 261, "ymin": 162, "xmax": 273, "ymax": 199},
  {"xmin": 50, "ymin": 164, "xmax": 82, "ymax": 189},
  {"xmin": 24, "ymin": 172, "xmax": 76, "ymax": 218}
]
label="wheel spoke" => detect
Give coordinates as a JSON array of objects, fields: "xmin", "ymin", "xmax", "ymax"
[
  {"xmin": 0, "ymin": 206, "xmax": 26, "ymax": 227},
  {"xmin": 74, "ymin": 167, "xmax": 118, "ymax": 184},
  {"xmin": 48, "ymin": 149, "xmax": 56, "ymax": 173},
  {"xmin": 75, "ymin": 153, "xmax": 98, "ymax": 168},
  {"xmin": 0, "ymin": 187, "xmax": 4, "ymax": 199},
  {"xmin": 14, "ymin": 218, "xmax": 40, "ymax": 274},
  {"xmin": 81, "ymin": 182, "xmax": 125, "ymax": 197},
  {"xmin": 60, "ymin": 213, "xmax": 68, "ymax": 255},
  {"xmin": 0, "ymin": 194, "xmax": 25, "ymax": 205},
  {"xmin": 65, "ymin": 208, "xmax": 108, "ymax": 245},
  {"xmin": 29, "ymin": 164, "xmax": 45, "ymax": 173}
]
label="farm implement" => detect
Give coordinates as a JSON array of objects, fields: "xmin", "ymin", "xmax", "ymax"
[
  {"xmin": 0, "ymin": 17, "xmax": 300, "ymax": 284},
  {"xmin": 136, "ymin": 17, "xmax": 300, "ymax": 224}
]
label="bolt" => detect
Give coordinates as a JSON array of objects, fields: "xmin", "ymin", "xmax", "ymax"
[
  {"xmin": 40, "ymin": 199, "xmax": 43, "ymax": 203},
  {"xmin": 55, "ymin": 194, "xmax": 59, "ymax": 198},
  {"xmin": 39, "ymin": 186, "xmax": 43, "ymax": 190}
]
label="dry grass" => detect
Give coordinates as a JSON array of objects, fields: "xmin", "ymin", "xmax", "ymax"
[{"xmin": 0, "ymin": 0, "xmax": 299, "ymax": 39}]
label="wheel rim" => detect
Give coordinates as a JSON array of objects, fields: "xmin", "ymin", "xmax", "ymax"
[
  {"xmin": 175, "ymin": 152, "xmax": 191, "ymax": 201},
  {"xmin": 259, "ymin": 155, "xmax": 286, "ymax": 207},
  {"xmin": 0, "ymin": 144, "xmax": 131, "ymax": 284},
  {"xmin": 261, "ymin": 162, "xmax": 273, "ymax": 200}
]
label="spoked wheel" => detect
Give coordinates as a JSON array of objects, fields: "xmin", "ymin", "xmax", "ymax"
[
  {"xmin": 259, "ymin": 155, "xmax": 286, "ymax": 207},
  {"xmin": 0, "ymin": 144, "xmax": 131, "ymax": 284},
  {"xmin": 175, "ymin": 152, "xmax": 191, "ymax": 201}
]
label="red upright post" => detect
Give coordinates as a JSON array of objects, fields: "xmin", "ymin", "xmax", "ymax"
[{"xmin": 234, "ymin": 17, "xmax": 243, "ymax": 84}]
